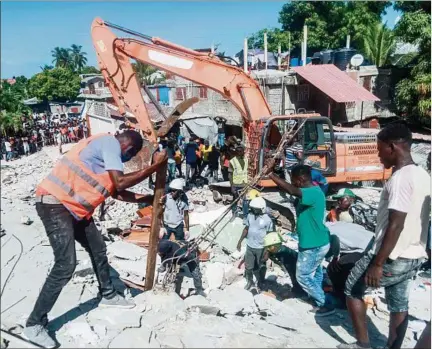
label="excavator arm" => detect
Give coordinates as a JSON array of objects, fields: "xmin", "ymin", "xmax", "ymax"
[{"xmin": 91, "ymin": 17, "xmax": 272, "ymax": 144}]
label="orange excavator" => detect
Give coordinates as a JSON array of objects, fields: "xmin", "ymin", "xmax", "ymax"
[{"xmin": 90, "ymin": 18, "xmax": 390, "ymax": 214}]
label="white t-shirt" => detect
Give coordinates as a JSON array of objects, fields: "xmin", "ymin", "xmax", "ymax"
[
  {"xmin": 4, "ymin": 142, "xmax": 11, "ymax": 152},
  {"xmin": 372, "ymin": 164, "xmax": 431, "ymax": 260}
]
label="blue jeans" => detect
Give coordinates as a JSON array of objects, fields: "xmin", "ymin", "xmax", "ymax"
[
  {"xmin": 6, "ymin": 151, "xmax": 14, "ymax": 161},
  {"xmin": 218, "ymin": 133, "xmax": 225, "ymax": 147},
  {"xmin": 296, "ymin": 243, "xmax": 330, "ymax": 307},
  {"xmin": 163, "ymin": 223, "xmax": 185, "ymax": 241}
]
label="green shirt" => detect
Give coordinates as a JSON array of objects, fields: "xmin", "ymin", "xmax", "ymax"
[{"xmin": 295, "ymin": 186, "xmax": 330, "ymax": 249}]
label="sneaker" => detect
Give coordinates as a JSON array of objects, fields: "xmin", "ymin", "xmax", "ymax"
[
  {"xmin": 337, "ymin": 342, "xmax": 372, "ymax": 349},
  {"xmin": 99, "ymin": 294, "xmax": 136, "ymax": 309},
  {"xmin": 309, "ymin": 306, "xmax": 335, "ymax": 317},
  {"xmin": 22, "ymin": 325, "xmax": 56, "ymax": 348},
  {"xmin": 195, "ymin": 288, "xmax": 207, "ymax": 297}
]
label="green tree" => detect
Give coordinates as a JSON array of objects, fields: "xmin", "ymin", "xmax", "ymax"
[
  {"xmin": 248, "ymin": 2, "xmax": 391, "ymax": 55},
  {"xmin": 80, "ymin": 66, "xmax": 100, "ymax": 74},
  {"xmin": 40, "ymin": 64, "xmax": 54, "ymax": 72},
  {"xmin": 28, "ymin": 68, "xmax": 81, "ymax": 102},
  {"xmin": 132, "ymin": 62, "xmax": 165, "ymax": 85},
  {"xmin": 394, "ymin": 3, "xmax": 431, "ymax": 124},
  {"xmin": 362, "ymin": 22, "xmax": 395, "ymax": 67},
  {"xmin": 70, "ymin": 44, "xmax": 88, "ymax": 72},
  {"xmin": 51, "ymin": 47, "xmax": 73, "ymax": 69},
  {"xmin": 0, "ymin": 81, "xmax": 30, "ymax": 135}
]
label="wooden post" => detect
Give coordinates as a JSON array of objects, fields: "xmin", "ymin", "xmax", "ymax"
[
  {"xmin": 144, "ymin": 159, "xmax": 167, "ymax": 291},
  {"xmin": 303, "ymin": 25, "xmax": 308, "ymax": 66},
  {"xmin": 346, "ymin": 35, "xmax": 351, "ymax": 49},
  {"xmin": 243, "ymin": 38, "xmax": 248, "ymax": 73},
  {"xmin": 277, "ymin": 44, "xmax": 281, "ymax": 70},
  {"xmin": 264, "ymin": 32, "xmax": 268, "ymax": 70}
]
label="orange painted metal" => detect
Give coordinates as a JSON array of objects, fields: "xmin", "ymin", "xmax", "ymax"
[{"xmin": 90, "ymin": 17, "xmax": 390, "ymax": 185}]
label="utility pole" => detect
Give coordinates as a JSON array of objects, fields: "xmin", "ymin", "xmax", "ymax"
[
  {"xmin": 144, "ymin": 156, "xmax": 167, "ymax": 291},
  {"xmin": 264, "ymin": 32, "xmax": 268, "ymax": 70},
  {"xmin": 303, "ymin": 25, "xmax": 308, "ymax": 66},
  {"xmin": 346, "ymin": 35, "xmax": 351, "ymax": 49},
  {"xmin": 277, "ymin": 44, "xmax": 281, "ymax": 70},
  {"xmin": 243, "ymin": 38, "xmax": 248, "ymax": 73}
]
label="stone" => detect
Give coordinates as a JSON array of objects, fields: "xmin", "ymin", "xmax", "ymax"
[
  {"xmin": 87, "ymin": 307, "xmax": 142, "ymax": 329},
  {"xmin": 108, "ymin": 327, "xmax": 158, "ymax": 348},
  {"xmin": 20, "ymin": 215, "xmax": 32, "ymax": 225},
  {"xmin": 184, "ymin": 295, "xmax": 221, "ymax": 315},
  {"xmin": 224, "ymin": 265, "xmax": 244, "ymax": 286},
  {"xmin": 107, "ymin": 240, "xmax": 147, "ymax": 261},
  {"xmin": 208, "ymin": 285, "xmax": 256, "ymax": 315},
  {"xmin": 204, "ymin": 262, "xmax": 225, "ymax": 290},
  {"xmin": 64, "ymin": 321, "xmax": 99, "ymax": 345}
]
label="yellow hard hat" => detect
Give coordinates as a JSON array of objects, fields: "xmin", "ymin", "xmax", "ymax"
[
  {"xmin": 247, "ymin": 189, "xmax": 260, "ymax": 200},
  {"xmin": 264, "ymin": 232, "xmax": 283, "ymax": 248}
]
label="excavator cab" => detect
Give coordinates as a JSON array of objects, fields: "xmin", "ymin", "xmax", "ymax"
[{"xmin": 253, "ymin": 115, "xmax": 337, "ymax": 187}]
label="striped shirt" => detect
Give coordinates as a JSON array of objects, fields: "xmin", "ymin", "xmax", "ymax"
[{"xmin": 285, "ymin": 143, "xmax": 303, "ymax": 169}]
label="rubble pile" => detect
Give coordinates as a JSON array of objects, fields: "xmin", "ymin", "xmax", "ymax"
[{"xmin": 1, "ymin": 145, "xmax": 430, "ymax": 349}]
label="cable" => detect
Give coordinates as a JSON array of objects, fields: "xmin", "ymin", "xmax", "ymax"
[{"xmin": 1, "ymin": 234, "xmax": 24, "ymax": 298}]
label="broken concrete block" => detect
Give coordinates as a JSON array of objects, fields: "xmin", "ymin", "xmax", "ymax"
[
  {"xmin": 208, "ymin": 285, "xmax": 256, "ymax": 315},
  {"xmin": 108, "ymin": 327, "xmax": 158, "ymax": 348},
  {"xmin": 154, "ymin": 334, "xmax": 183, "ymax": 348},
  {"xmin": 204, "ymin": 262, "xmax": 225, "ymax": 290},
  {"xmin": 20, "ymin": 215, "xmax": 32, "ymax": 225},
  {"xmin": 64, "ymin": 321, "xmax": 99, "ymax": 345},
  {"xmin": 107, "ymin": 240, "xmax": 147, "ymax": 261},
  {"xmin": 184, "ymin": 295, "xmax": 220, "ymax": 315},
  {"xmin": 87, "ymin": 307, "xmax": 142, "ymax": 330},
  {"xmin": 134, "ymin": 291, "xmax": 185, "ymax": 312},
  {"xmin": 224, "ymin": 265, "xmax": 244, "ymax": 286}
]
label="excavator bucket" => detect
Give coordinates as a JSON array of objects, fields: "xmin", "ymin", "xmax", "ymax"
[{"xmin": 157, "ymin": 97, "xmax": 199, "ymax": 137}]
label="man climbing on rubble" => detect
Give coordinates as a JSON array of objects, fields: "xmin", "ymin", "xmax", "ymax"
[
  {"xmin": 264, "ymin": 163, "xmax": 335, "ymax": 316},
  {"xmin": 160, "ymin": 178, "xmax": 190, "ymax": 243},
  {"xmin": 262, "ymin": 232, "xmax": 307, "ymax": 297},
  {"xmin": 158, "ymin": 239, "xmax": 206, "ymax": 297},
  {"xmin": 23, "ymin": 130, "xmax": 167, "ymax": 348},
  {"xmin": 327, "ymin": 188, "xmax": 357, "ymax": 223},
  {"xmin": 237, "ymin": 197, "xmax": 273, "ymax": 291},
  {"xmin": 340, "ymin": 122, "xmax": 430, "ymax": 349}
]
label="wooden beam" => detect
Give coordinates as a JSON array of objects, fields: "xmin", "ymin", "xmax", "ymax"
[{"xmin": 144, "ymin": 157, "xmax": 167, "ymax": 290}]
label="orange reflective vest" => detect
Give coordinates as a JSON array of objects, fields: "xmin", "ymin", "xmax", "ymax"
[{"xmin": 37, "ymin": 134, "xmax": 115, "ymax": 220}]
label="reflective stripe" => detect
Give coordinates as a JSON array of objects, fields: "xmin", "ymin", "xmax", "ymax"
[
  {"xmin": 46, "ymin": 174, "xmax": 95, "ymax": 213},
  {"xmin": 60, "ymin": 157, "xmax": 110, "ymax": 198}
]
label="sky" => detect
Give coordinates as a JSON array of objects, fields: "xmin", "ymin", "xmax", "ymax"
[{"xmin": 1, "ymin": 1, "xmax": 401, "ymax": 78}]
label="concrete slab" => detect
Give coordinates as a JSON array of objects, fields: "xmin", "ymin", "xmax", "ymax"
[
  {"xmin": 107, "ymin": 241, "xmax": 147, "ymax": 261},
  {"xmin": 108, "ymin": 327, "xmax": 158, "ymax": 348},
  {"xmin": 207, "ymin": 285, "xmax": 256, "ymax": 315},
  {"xmin": 184, "ymin": 295, "xmax": 220, "ymax": 315}
]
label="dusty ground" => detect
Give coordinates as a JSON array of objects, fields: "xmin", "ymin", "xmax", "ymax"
[{"xmin": 0, "ymin": 146, "xmax": 430, "ymax": 348}]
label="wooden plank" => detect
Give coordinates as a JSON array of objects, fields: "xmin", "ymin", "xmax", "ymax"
[{"xmin": 144, "ymin": 160, "xmax": 167, "ymax": 290}]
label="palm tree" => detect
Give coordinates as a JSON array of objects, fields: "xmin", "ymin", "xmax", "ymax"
[
  {"xmin": 132, "ymin": 62, "xmax": 165, "ymax": 85},
  {"xmin": 51, "ymin": 47, "xmax": 73, "ymax": 69},
  {"xmin": 70, "ymin": 44, "xmax": 88, "ymax": 72},
  {"xmin": 40, "ymin": 64, "xmax": 54, "ymax": 72},
  {"xmin": 362, "ymin": 22, "xmax": 395, "ymax": 67}
]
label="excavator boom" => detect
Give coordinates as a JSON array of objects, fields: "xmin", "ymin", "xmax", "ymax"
[{"xmin": 91, "ymin": 17, "xmax": 272, "ymax": 144}]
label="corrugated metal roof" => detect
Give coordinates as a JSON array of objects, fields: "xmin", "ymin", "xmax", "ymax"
[{"xmin": 293, "ymin": 64, "xmax": 380, "ymax": 103}]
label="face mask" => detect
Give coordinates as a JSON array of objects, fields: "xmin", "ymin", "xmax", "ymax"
[{"xmin": 121, "ymin": 147, "xmax": 134, "ymax": 163}]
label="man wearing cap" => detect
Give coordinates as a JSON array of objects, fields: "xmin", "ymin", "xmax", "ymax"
[
  {"xmin": 160, "ymin": 178, "xmax": 190, "ymax": 243},
  {"xmin": 327, "ymin": 188, "xmax": 357, "ymax": 223}
]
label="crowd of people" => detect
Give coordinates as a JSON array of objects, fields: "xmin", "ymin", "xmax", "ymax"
[
  {"xmin": 1, "ymin": 113, "xmax": 88, "ymax": 161},
  {"xmin": 157, "ymin": 122, "xmax": 431, "ymax": 349}
]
